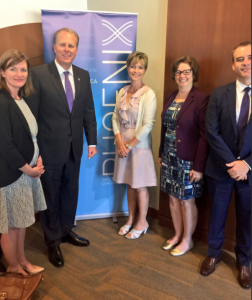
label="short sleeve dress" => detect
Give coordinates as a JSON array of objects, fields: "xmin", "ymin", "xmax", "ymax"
[
  {"xmin": 0, "ymin": 99, "xmax": 47, "ymax": 234},
  {"xmin": 113, "ymin": 86, "xmax": 157, "ymax": 188},
  {"xmin": 160, "ymin": 100, "xmax": 203, "ymax": 200}
]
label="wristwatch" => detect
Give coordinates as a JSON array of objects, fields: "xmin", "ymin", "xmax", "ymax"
[{"xmin": 126, "ymin": 143, "xmax": 133, "ymax": 150}]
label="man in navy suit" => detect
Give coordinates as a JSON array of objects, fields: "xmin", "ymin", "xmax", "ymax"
[
  {"xmin": 29, "ymin": 28, "xmax": 97, "ymax": 268},
  {"xmin": 200, "ymin": 41, "xmax": 251, "ymax": 289}
]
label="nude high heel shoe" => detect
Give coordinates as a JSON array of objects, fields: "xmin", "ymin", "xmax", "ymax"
[{"xmin": 21, "ymin": 265, "xmax": 44, "ymax": 275}]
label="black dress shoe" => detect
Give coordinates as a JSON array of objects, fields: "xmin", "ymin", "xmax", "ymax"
[
  {"xmin": 62, "ymin": 230, "xmax": 90, "ymax": 247},
  {"xmin": 200, "ymin": 256, "xmax": 221, "ymax": 276},
  {"xmin": 48, "ymin": 246, "xmax": 64, "ymax": 268}
]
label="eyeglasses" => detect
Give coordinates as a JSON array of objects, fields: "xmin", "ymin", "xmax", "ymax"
[{"xmin": 174, "ymin": 69, "xmax": 192, "ymax": 76}]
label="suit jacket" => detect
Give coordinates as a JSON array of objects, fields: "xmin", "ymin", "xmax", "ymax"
[
  {"xmin": 0, "ymin": 90, "xmax": 34, "ymax": 187},
  {"xmin": 27, "ymin": 61, "xmax": 97, "ymax": 165},
  {"xmin": 159, "ymin": 86, "xmax": 209, "ymax": 173},
  {"xmin": 205, "ymin": 81, "xmax": 251, "ymax": 185}
]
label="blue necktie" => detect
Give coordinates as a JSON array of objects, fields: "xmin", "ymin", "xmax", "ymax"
[
  {"xmin": 237, "ymin": 87, "xmax": 251, "ymax": 155},
  {"xmin": 64, "ymin": 71, "xmax": 74, "ymax": 112}
]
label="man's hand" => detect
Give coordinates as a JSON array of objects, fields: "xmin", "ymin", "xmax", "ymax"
[
  {"xmin": 88, "ymin": 146, "xmax": 97, "ymax": 159},
  {"xmin": 226, "ymin": 161, "xmax": 249, "ymax": 180},
  {"xmin": 157, "ymin": 158, "xmax": 162, "ymax": 167}
]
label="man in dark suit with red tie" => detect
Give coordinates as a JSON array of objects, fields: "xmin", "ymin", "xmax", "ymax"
[
  {"xmin": 201, "ymin": 41, "xmax": 251, "ymax": 289},
  {"xmin": 28, "ymin": 28, "xmax": 97, "ymax": 268}
]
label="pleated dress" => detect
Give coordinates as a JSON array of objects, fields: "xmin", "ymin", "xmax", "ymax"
[{"xmin": 113, "ymin": 86, "xmax": 157, "ymax": 188}]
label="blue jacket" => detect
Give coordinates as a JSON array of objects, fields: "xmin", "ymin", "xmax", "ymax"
[{"xmin": 205, "ymin": 81, "xmax": 251, "ymax": 185}]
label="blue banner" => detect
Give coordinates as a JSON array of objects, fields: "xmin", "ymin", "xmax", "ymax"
[{"xmin": 41, "ymin": 10, "xmax": 138, "ymax": 219}]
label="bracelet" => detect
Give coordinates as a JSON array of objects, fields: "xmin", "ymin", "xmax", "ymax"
[
  {"xmin": 116, "ymin": 139, "xmax": 122, "ymax": 143},
  {"xmin": 126, "ymin": 143, "xmax": 133, "ymax": 149}
]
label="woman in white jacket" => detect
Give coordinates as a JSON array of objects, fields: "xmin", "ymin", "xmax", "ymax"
[{"xmin": 112, "ymin": 51, "xmax": 157, "ymax": 239}]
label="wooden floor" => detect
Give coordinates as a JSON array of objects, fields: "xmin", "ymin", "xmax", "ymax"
[{"xmin": 1, "ymin": 217, "xmax": 250, "ymax": 300}]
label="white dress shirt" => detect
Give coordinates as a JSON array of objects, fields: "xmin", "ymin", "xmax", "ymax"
[
  {"xmin": 236, "ymin": 79, "xmax": 251, "ymax": 122},
  {"xmin": 55, "ymin": 59, "xmax": 75, "ymax": 99}
]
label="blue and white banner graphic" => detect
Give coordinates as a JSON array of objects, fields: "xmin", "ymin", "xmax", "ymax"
[{"xmin": 41, "ymin": 10, "xmax": 138, "ymax": 219}]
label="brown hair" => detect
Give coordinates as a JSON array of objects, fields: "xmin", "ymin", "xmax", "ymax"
[
  {"xmin": 232, "ymin": 41, "xmax": 251, "ymax": 62},
  {"xmin": 126, "ymin": 51, "xmax": 148, "ymax": 69},
  {"xmin": 171, "ymin": 56, "xmax": 199, "ymax": 82},
  {"xmin": 0, "ymin": 49, "xmax": 34, "ymax": 98},
  {"xmin": 54, "ymin": 28, "xmax": 79, "ymax": 47}
]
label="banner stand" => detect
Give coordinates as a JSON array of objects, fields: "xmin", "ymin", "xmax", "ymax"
[{"xmin": 41, "ymin": 10, "xmax": 137, "ymax": 221}]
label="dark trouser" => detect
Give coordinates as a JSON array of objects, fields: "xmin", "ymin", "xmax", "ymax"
[
  {"xmin": 207, "ymin": 175, "xmax": 251, "ymax": 266},
  {"xmin": 39, "ymin": 148, "xmax": 81, "ymax": 248}
]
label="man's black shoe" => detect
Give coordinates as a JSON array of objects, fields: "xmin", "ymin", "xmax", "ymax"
[
  {"xmin": 62, "ymin": 230, "xmax": 90, "ymax": 247},
  {"xmin": 48, "ymin": 245, "xmax": 64, "ymax": 268}
]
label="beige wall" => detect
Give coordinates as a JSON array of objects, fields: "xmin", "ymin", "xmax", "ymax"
[
  {"xmin": 0, "ymin": 1, "xmax": 87, "ymax": 28},
  {"xmin": 88, "ymin": 0, "xmax": 168, "ymax": 209}
]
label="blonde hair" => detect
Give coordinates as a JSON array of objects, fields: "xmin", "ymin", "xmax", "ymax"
[
  {"xmin": 54, "ymin": 28, "xmax": 79, "ymax": 47},
  {"xmin": 126, "ymin": 51, "xmax": 148, "ymax": 69},
  {"xmin": 0, "ymin": 49, "xmax": 34, "ymax": 98}
]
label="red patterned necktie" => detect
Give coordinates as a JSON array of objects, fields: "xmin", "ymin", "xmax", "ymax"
[
  {"xmin": 64, "ymin": 71, "xmax": 74, "ymax": 112},
  {"xmin": 237, "ymin": 87, "xmax": 251, "ymax": 155}
]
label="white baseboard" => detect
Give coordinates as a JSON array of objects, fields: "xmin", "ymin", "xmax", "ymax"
[{"xmin": 75, "ymin": 211, "xmax": 129, "ymax": 221}]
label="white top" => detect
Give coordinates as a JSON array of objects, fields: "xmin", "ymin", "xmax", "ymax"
[
  {"xmin": 112, "ymin": 86, "xmax": 157, "ymax": 148},
  {"xmin": 55, "ymin": 60, "xmax": 76, "ymax": 99},
  {"xmin": 236, "ymin": 79, "xmax": 251, "ymax": 123}
]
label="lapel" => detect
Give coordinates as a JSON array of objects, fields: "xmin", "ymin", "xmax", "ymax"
[
  {"xmin": 162, "ymin": 91, "xmax": 178, "ymax": 120},
  {"xmin": 176, "ymin": 86, "xmax": 197, "ymax": 122},
  {"xmin": 4, "ymin": 91, "xmax": 31, "ymax": 138},
  {"xmin": 72, "ymin": 65, "xmax": 81, "ymax": 114},
  {"xmin": 226, "ymin": 82, "xmax": 237, "ymax": 136},
  {"xmin": 48, "ymin": 61, "xmax": 71, "ymax": 114}
]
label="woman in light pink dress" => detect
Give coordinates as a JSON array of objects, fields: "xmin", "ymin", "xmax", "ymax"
[{"xmin": 112, "ymin": 51, "xmax": 157, "ymax": 239}]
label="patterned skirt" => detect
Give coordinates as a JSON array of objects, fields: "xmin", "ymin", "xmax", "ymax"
[
  {"xmin": 161, "ymin": 149, "xmax": 203, "ymax": 200},
  {"xmin": 0, "ymin": 142, "xmax": 46, "ymax": 234}
]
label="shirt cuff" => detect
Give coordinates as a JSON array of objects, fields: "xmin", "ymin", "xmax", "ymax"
[
  {"xmin": 88, "ymin": 145, "xmax": 96, "ymax": 147},
  {"xmin": 243, "ymin": 160, "xmax": 251, "ymax": 171}
]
